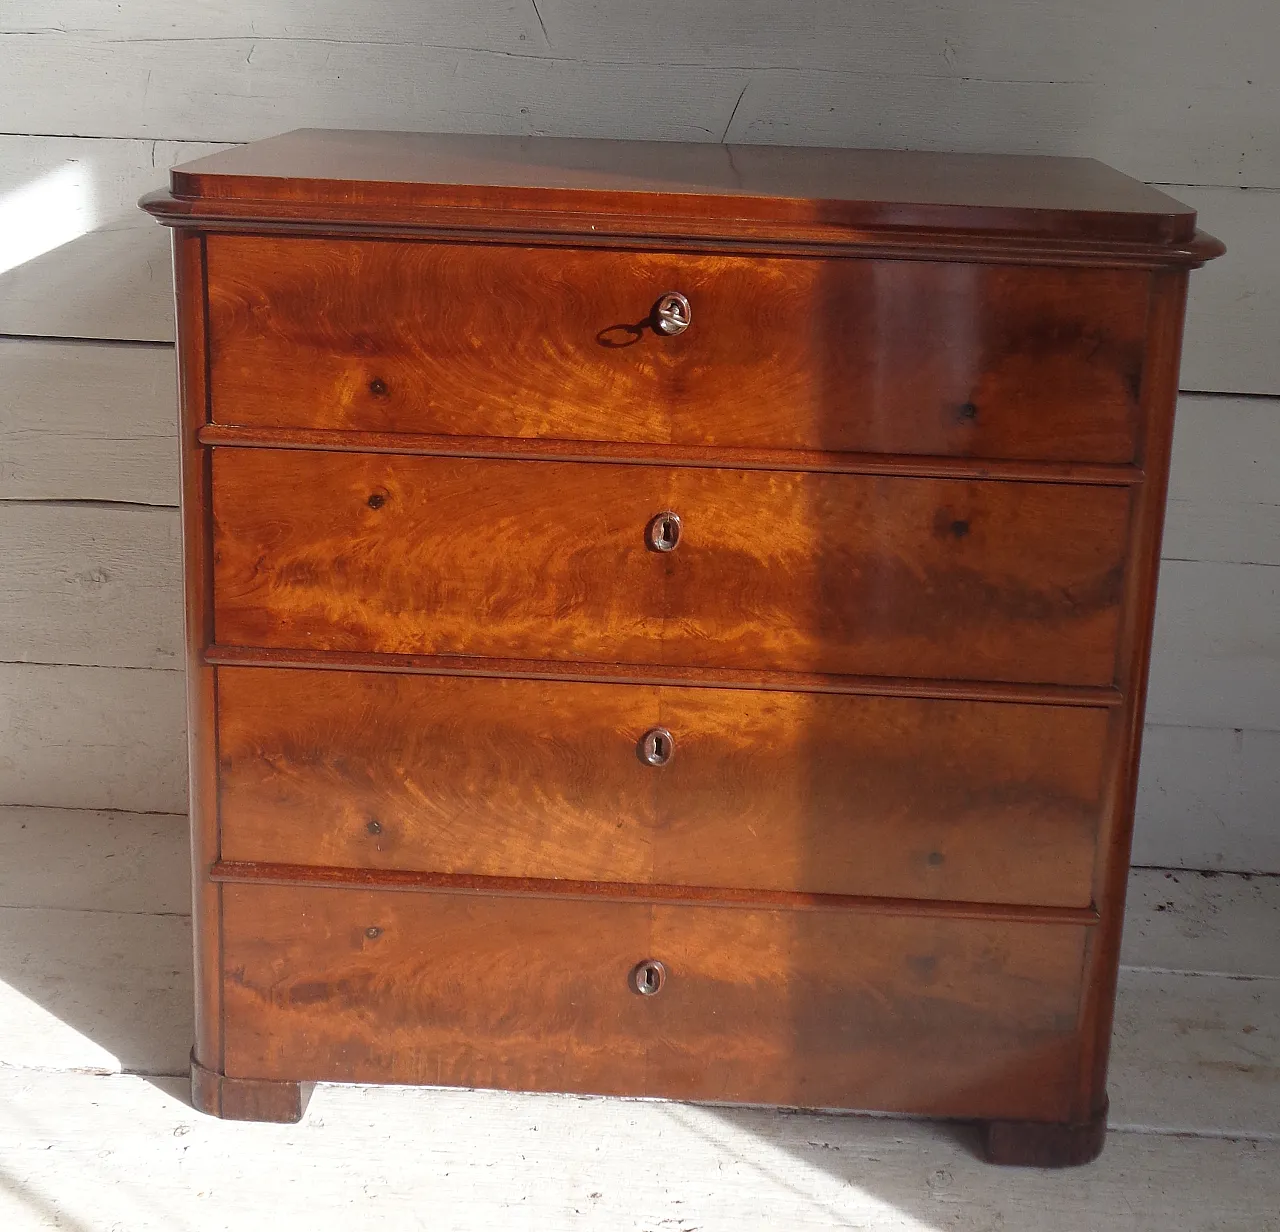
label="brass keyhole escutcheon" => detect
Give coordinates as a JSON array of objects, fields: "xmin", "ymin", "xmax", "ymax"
[
  {"xmin": 646, "ymin": 510, "xmax": 682, "ymax": 552},
  {"xmin": 631, "ymin": 959, "xmax": 667, "ymax": 997},
  {"xmin": 653, "ymin": 291, "xmax": 691, "ymax": 336},
  {"xmin": 639, "ymin": 727, "xmax": 674, "ymax": 767}
]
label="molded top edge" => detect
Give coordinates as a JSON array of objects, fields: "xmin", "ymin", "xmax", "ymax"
[{"xmin": 155, "ymin": 129, "xmax": 1201, "ymax": 247}]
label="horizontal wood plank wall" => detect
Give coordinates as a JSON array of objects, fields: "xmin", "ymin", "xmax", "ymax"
[
  {"xmin": 0, "ymin": 340, "xmax": 179, "ymax": 504},
  {"xmin": 3, "ymin": 3, "xmax": 1279, "ymax": 184},
  {"xmin": 0, "ymin": 9, "xmax": 1275, "ymax": 870},
  {"xmin": 0, "ymin": 137, "xmax": 226, "ymax": 340}
]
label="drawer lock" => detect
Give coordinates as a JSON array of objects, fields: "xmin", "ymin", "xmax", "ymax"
[
  {"xmin": 653, "ymin": 291, "xmax": 692, "ymax": 336},
  {"xmin": 631, "ymin": 959, "xmax": 667, "ymax": 997},
  {"xmin": 639, "ymin": 727, "xmax": 674, "ymax": 766},
  {"xmin": 646, "ymin": 511, "xmax": 682, "ymax": 552}
]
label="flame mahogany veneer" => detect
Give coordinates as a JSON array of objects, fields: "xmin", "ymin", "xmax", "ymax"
[{"xmin": 142, "ymin": 130, "xmax": 1221, "ymax": 1166}]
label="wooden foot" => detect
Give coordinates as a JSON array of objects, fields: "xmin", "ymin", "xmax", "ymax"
[
  {"xmin": 978, "ymin": 1099, "xmax": 1108, "ymax": 1167},
  {"xmin": 190, "ymin": 1050, "xmax": 313, "ymax": 1123}
]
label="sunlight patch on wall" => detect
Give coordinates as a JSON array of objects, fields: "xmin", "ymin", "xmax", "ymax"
[
  {"xmin": 0, "ymin": 163, "xmax": 95, "ymax": 276},
  {"xmin": 0, "ymin": 980, "xmax": 121, "ymax": 1073}
]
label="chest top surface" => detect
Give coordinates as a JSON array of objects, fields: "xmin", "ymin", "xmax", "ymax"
[{"xmin": 144, "ymin": 129, "xmax": 1217, "ymax": 259}]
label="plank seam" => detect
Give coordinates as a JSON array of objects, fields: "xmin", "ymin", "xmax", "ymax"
[
  {"xmin": 1108, "ymin": 1124, "xmax": 1280, "ymax": 1143},
  {"xmin": 0, "ymin": 332, "xmax": 174, "ymax": 348},
  {"xmin": 1162, "ymin": 555, "xmax": 1280, "ymax": 569},
  {"xmin": 0, "ymin": 904, "xmax": 191, "ymax": 918},
  {"xmin": 0, "ymin": 659, "xmax": 182, "ymax": 672},
  {"xmin": 0, "ymin": 497, "xmax": 179, "ymax": 511},
  {"xmin": 1118, "ymin": 964, "xmax": 1279, "ymax": 982},
  {"xmin": 0, "ymin": 798, "xmax": 187, "ymax": 814}
]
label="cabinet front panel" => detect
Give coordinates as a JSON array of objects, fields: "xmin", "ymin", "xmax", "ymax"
[
  {"xmin": 212, "ymin": 450, "xmax": 1130, "ymax": 686},
  {"xmin": 206, "ymin": 235, "xmax": 1148, "ymax": 463},
  {"xmin": 218, "ymin": 667, "xmax": 1109, "ymax": 908},
  {"xmin": 221, "ymin": 883, "xmax": 1086, "ymax": 1121}
]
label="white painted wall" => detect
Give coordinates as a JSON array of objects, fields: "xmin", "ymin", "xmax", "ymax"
[{"xmin": 0, "ymin": 4, "xmax": 1275, "ymax": 869}]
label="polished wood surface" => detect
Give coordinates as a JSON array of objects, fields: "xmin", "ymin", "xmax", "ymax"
[
  {"xmin": 212, "ymin": 450, "xmax": 1131, "ymax": 685},
  {"xmin": 190, "ymin": 1048, "xmax": 311, "ymax": 1124},
  {"xmin": 221, "ymin": 883, "xmax": 1087, "ymax": 1121},
  {"xmin": 172, "ymin": 229, "xmax": 224, "ymax": 1081},
  {"xmin": 1074, "ymin": 271, "xmax": 1192, "ymax": 1122},
  {"xmin": 144, "ymin": 129, "xmax": 1222, "ymax": 1158},
  {"xmin": 218, "ymin": 667, "xmax": 1111, "ymax": 907},
  {"xmin": 207, "ymin": 236, "xmax": 1148, "ymax": 464},
  {"xmin": 209, "ymin": 860, "xmax": 1099, "ymax": 925},
  {"xmin": 205, "ymin": 642, "xmax": 1123, "ymax": 708},
  {"xmin": 197, "ymin": 422, "xmax": 1145, "ymax": 487},
  {"xmin": 979, "ymin": 1099, "xmax": 1110, "ymax": 1168},
  {"xmin": 162, "ymin": 130, "xmax": 1200, "ymax": 245}
]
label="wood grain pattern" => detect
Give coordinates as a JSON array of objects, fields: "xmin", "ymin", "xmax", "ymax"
[
  {"xmin": 204, "ymin": 643, "xmax": 1123, "ymax": 708},
  {"xmin": 221, "ymin": 882, "xmax": 1087, "ymax": 1121},
  {"xmin": 1075, "ymin": 270, "xmax": 1188, "ymax": 1124},
  {"xmin": 211, "ymin": 450, "xmax": 1132, "ymax": 686},
  {"xmin": 190, "ymin": 1050, "xmax": 311, "ymax": 1123},
  {"xmin": 195, "ymin": 422, "xmax": 1144, "ymax": 486},
  {"xmin": 209, "ymin": 861, "xmax": 1099, "ymax": 924},
  {"xmin": 217, "ymin": 667, "xmax": 1111, "ymax": 908},
  {"xmin": 207, "ymin": 235, "xmax": 1150, "ymax": 463},
  {"xmin": 172, "ymin": 228, "xmax": 225, "ymax": 1081},
  {"xmin": 181, "ymin": 133, "xmax": 1195, "ymax": 237},
  {"xmin": 180, "ymin": 133, "xmax": 1199, "ymax": 242},
  {"xmin": 980, "ymin": 1101, "xmax": 1108, "ymax": 1167},
  {"xmin": 143, "ymin": 132, "xmax": 1224, "ymax": 1152}
]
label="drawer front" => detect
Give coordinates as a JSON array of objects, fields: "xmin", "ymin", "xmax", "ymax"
[
  {"xmin": 212, "ymin": 450, "xmax": 1130, "ymax": 686},
  {"xmin": 222, "ymin": 884, "xmax": 1085, "ymax": 1120},
  {"xmin": 206, "ymin": 235, "xmax": 1147, "ymax": 463},
  {"xmin": 218, "ymin": 667, "xmax": 1110, "ymax": 908}
]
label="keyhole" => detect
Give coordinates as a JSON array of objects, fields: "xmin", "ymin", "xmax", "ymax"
[
  {"xmin": 646, "ymin": 510, "xmax": 682, "ymax": 552},
  {"xmin": 631, "ymin": 959, "xmax": 667, "ymax": 996},
  {"xmin": 640, "ymin": 727, "xmax": 674, "ymax": 766}
]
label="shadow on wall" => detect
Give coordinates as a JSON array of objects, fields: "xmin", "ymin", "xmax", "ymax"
[{"xmin": 0, "ymin": 808, "xmax": 192, "ymax": 1087}]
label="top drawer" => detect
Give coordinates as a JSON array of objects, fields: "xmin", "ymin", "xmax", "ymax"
[{"xmin": 206, "ymin": 235, "xmax": 1148, "ymax": 463}]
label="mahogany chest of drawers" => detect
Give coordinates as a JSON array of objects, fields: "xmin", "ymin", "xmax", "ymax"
[{"xmin": 143, "ymin": 130, "xmax": 1221, "ymax": 1165}]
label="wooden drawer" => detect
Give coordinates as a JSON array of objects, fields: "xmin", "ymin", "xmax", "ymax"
[
  {"xmin": 218, "ymin": 668, "xmax": 1110, "ymax": 908},
  {"xmin": 206, "ymin": 235, "xmax": 1148, "ymax": 463},
  {"xmin": 212, "ymin": 450, "xmax": 1130, "ymax": 686},
  {"xmin": 221, "ymin": 883, "xmax": 1086, "ymax": 1120}
]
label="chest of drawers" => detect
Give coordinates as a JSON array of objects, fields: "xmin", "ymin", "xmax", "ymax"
[{"xmin": 143, "ymin": 131, "xmax": 1221, "ymax": 1165}]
